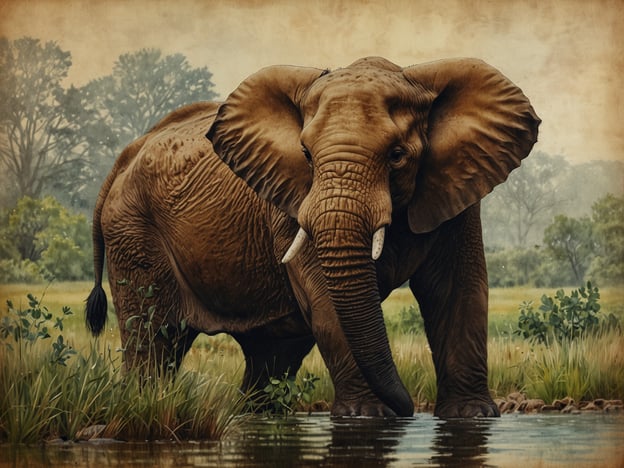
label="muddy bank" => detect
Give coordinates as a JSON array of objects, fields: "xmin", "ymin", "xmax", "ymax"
[
  {"xmin": 493, "ymin": 392, "xmax": 623, "ymax": 415},
  {"xmin": 305, "ymin": 394, "xmax": 624, "ymax": 416}
]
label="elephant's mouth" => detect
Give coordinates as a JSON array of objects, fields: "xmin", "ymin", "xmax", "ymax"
[{"xmin": 281, "ymin": 225, "xmax": 386, "ymax": 264}]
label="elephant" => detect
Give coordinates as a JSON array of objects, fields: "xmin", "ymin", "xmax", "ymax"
[{"xmin": 86, "ymin": 56, "xmax": 539, "ymax": 418}]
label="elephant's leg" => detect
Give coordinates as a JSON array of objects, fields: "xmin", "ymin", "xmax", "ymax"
[
  {"xmin": 315, "ymin": 326, "xmax": 400, "ymax": 416},
  {"xmin": 107, "ymin": 250, "xmax": 197, "ymax": 375},
  {"xmin": 410, "ymin": 204, "xmax": 499, "ymax": 418},
  {"xmin": 234, "ymin": 328, "xmax": 316, "ymax": 394}
]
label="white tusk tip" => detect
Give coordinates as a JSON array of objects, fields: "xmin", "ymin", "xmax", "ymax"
[
  {"xmin": 282, "ymin": 227, "xmax": 308, "ymax": 264},
  {"xmin": 372, "ymin": 226, "xmax": 386, "ymax": 260}
]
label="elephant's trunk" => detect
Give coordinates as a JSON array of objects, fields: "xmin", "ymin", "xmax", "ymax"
[{"xmin": 313, "ymin": 210, "xmax": 414, "ymax": 416}]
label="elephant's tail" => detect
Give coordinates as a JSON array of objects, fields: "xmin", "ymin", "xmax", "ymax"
[
  {"xmin": 85, "ymin": 176, "xmax": 110, "ymax": 337},
  {"xmin": 85, "ymin": 139, "xmax": 144, "ymax": 336}
]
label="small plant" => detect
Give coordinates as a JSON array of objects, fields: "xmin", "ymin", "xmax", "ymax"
[
  {"xmin": 0, "ymin": 291, "xmax": 246, "ymax": 443},
  {"xmin": 119, "ymin": 280, "xmax": 188, "ymax": 371},
  {"xmin": 1, "ymin": 293, "xmax": 76, "ymax": 365},
  {"xmin": 515, "ymin": 282, "xmax": 620, "ymax": 345},
  {"xmin": 386, "ymin": 303, "xmax": 425, "ymax": 336},
  {"xmin": 259, "ymin": 372, "xmax": 320, "ymax": 417}
]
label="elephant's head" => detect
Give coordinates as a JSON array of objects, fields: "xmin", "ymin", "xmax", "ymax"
[{"xmin": 207, "ymin": 57, "xmax": 539, "ymax": 416}]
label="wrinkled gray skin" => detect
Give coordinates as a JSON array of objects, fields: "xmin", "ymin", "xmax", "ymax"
[{"xmin": 87, "ymin": 57, "xmax": 539, "ymax": 418}]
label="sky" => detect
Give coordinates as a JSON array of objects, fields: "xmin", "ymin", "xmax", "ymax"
[{"xmin": 1, "ymin": 0, "xmax": 623, "ymax": 165}]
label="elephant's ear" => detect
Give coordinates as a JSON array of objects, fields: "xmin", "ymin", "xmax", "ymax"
[
  {"xmin": 403, "ymin": 59, "xmax": 540, "ymax": 233},
  {"xmin": 207, "ymin": 65, "xmax": 325, "ymax": 218}
]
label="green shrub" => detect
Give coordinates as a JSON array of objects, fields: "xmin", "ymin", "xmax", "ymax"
[
  {"xmin": 0, "ymin": 259, "xmax": 45, "ymax": 283},
  {"xmin": 255, "ymin": 372, "xmax": 320, "ymax": 417},
  {"xmin": 0, "ymin": 196, "xmax": 93, "ymax": 282},
  {"xmin": 386, "ymin": 304, "xmax": 425, "ymax": 336},
  {"xmin": 514, "ymin": 282, "xmax": 621, "ymax": 345}
]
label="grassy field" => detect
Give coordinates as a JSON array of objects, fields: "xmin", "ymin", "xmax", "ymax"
[{"xmin": 1, "ymin": 281, "xmax": 623, "ymax": 443}]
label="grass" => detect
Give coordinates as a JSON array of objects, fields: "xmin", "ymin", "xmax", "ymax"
[
  {"xmin": 0, "ymin": 288, "xmax": 246, "ymax": 444},
  {"xmin": 0, "ymin": 281, "xmax": 623, "ymax": 443}
]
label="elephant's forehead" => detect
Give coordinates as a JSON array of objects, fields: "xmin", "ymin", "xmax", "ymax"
[{"xmin": 307, "ymin": 67, "xmax": 407, "ymax": 103}]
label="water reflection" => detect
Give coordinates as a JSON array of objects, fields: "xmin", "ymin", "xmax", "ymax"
[
  {"xmin": 430, "ymin": 418, "xmax": 492, "ymax": 466},
  {"xmin": 2, "ymin": 413, "xmax": 623, "ymax": 467},
  {"xmin": 325, "ymin": 417, "xmax": 409, "ymax": 466},
  {"xmin": 225, "ymin": 416, "xmax": 409, "ymax": 466}
]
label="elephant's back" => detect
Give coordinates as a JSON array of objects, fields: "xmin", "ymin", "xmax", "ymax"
[{"xmin": 101, "ymin": 102, "xmax": 293, "ymax": 326}]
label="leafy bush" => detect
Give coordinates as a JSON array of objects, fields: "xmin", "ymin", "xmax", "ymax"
[
  {"xmin": 256, "ymin": 372, "xmax": 320, "ymax": 417},
  {"xmin": 0, "ymin": 292, "xmax": 76, "ymax": 364},
  {"xmin": 386, "ymin": 304, "xmax": 425, "ymax": 336},
  {"xmin": 0, "ymin": 259, "xmax": 45, "ymax": 283},
  {"xmin": 514, "ymin": 282, "xmax": 621, "ymax": 345},
  {"xmin": 0, "ymin": 196, "xmax": 92, "ymax": 282}
]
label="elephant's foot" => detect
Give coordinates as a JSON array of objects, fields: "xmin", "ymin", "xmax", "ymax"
[
  {"xmin": 331, "ymin": 397, "xmax": 401, "ymax": 417},
  {"xmin": 434, "ymin": 397, "xmax": 500, "ymax": 418}
]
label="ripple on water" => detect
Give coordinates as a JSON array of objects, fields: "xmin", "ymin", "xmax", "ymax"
[{"xmin": 2, "ymin": 412, "xmax": 623, "ymax": 467}]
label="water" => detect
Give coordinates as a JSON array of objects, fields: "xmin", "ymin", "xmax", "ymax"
[{"xmin": 2, "ymin": 413, "xmax": 623, "ymax": 467}]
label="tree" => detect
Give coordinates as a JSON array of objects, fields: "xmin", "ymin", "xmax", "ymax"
[
  {"xmin": 0, "ymin": 37, "xmax": 89, "ymax": 206},
  {"xmin": 482, "ymin": 152, "xmax": 569, "ymax": 248},
  {"xmin": 589, "ymin": 194, "xmax": 624, "ymax": 284},
  {"xmin": 73, "ymin": 48, "xmax": 217, "ymax": 209},
  {"xmin": 0, "ymin": 196, "xmax": 92, "ymax": 282},
  {"xmin": 543, "ymin": 215, "xmax": 595, "ymax": 284},
  {"xmin": 91, "ymin": 48, "xmax": 217, "ymax": 146}
]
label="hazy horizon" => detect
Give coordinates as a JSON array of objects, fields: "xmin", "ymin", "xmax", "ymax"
[{"xmin": 1, "ymin": 0, "xmax": 623, "ymax": 166}]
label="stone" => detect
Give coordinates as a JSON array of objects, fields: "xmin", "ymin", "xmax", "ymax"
[
  {"xmin": 581, "ymin": 402, "xmax": 599, "ymax": 411},
  {"xmin": 552, "ymin": 397, "xmax": 574, "ymax": 410},
  {"xmin": 494, "ymin": 398, "xmax": 506, "ymax": 410},
  {"xmin": 561, "ymin": 404, "xmax": 576, "ymax": 414},
  {"xmin": 519, "ymin": 399, "xmax": 545, "ymax": 413},
  {"xmin": 593, "ymin": 399, "xmax": 605, "ymax": 409},
  {"xmin": 604, "ymin": 403, "xmax": 623, "ymax": 413},
  {"xmin": 541, "ymin": 405, "xmax": 559, "ymax": 412},
  {"xmin": 561, "ymin": 396, "xmax": 574, "ymax": 407},
  {"xmin": 507, "ymin": 392, "xmax": 526, "ymax": 403},
  {"xmin": 311, "ymin": 400, "xmax": 331, "ymax": 412},
  {"xmin": 500, "ymin": 400, "xmax": 518, "ymax": 414}
]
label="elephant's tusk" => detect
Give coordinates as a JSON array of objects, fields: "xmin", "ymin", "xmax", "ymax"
[
  {"xmin": 281, "ymin": 227, "xmax": 308, "ymax": 264},
  {"xmin": 372, "ymin": 226, "xmax": 385, "ymax": 260}
]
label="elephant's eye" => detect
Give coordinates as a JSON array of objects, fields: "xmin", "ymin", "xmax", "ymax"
[
  {"xmin": 388, "ymin": 146, "xmax": 408, "ymax": 168},
  {"xmin": 301, "ymin": 145, "xmax": 312, "ymax": 164}
]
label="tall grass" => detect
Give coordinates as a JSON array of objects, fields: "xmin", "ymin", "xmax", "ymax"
[
  {"xmin": 520, "ymin": 332, "xmax": 624, "ymax": 403},
  {"xmin": 0, "ymin": 294, "xmax": 246, "ymax": 444},
  {"xmin": 1, "ymin": 282, "xmax": 623, "ymax": 444}
]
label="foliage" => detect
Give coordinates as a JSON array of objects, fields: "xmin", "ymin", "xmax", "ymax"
[
  {"xmin": 257, "ymin": 372, "xmax": 320, "ymax": 417},
  {"xmin": 514, "ymin": 283, "xmax": 620, "ymax": 345},
  {"xmin": 486, "ymin": 193, "xmax": 624, "ymax": 287},
  {"xmin": 73, "ymin": 48, "xmax": 218, "ymax": 207},
  {"xmin": 0, "ymin": 38, "xmax": 217, "ymax": 209},
  {"xmin": 386, "ymin": 304, "xmax": 425, "ymax": 336},
  {"xmin": 483, "ymin": 152, "xmax": 569, "ymax": 248},
  {"xmin": 0, "ymin": 292, "xmax": 75, "ymax": 364},
  {"xmin": 543, "ymin": 215, "xmax": 594, "ymax": 283},
  {"xmin": 0, "ymin": 37, "xmax": 90, "ymax": 205},
  {"xmin": 0, "ymin": 196, "xmax": 92, "ymax": 282},
  {"xmin": 0, "ymin": 293, "xmax": 245, "ymax": 443},
  {"xmin": 589, "ymin": 194, "xmax": 624, "ymax": 284}
]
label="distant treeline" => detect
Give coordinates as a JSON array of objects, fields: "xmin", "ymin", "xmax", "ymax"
[{"xmin": 1, "ymin": 36, "xmax": 622, "ymax": 286}]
